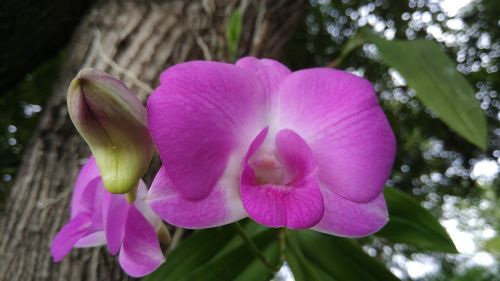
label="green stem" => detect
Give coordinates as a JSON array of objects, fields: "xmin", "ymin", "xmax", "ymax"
[
  {"xmin": 157, "ymin": 223, "xmax": 172, "ymax": 246},
  {"xmin": 279, "ymin": 228, "xmax": 287, "ymax": 264},
  {"xmin": 125, "ymin": 184, "xmax": 137, "ymax": 203},
  {"xmin": 328, "ymin": 30, "xmax": 368, "ymax": 68},
  {"xmin": 233, "ymin": 222, "xmax": 277, "ymax": 272},
  {"xmin": 329, "ymin": 57, "xmax": 343, "ymax": 68}
]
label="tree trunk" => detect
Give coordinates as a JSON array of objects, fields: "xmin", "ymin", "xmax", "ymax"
[{"xmin": 0, "ymin": 0, "xmax": 304, "ymax": 280}]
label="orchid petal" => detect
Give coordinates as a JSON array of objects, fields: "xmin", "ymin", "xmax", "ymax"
[
  {"xmin": 102, "ymin": 180, "xmax": 153, "ymax": 255},
  {"xmin": 134, "ymin": 181, "xmax": 163, "ymax": 231},
  {"xmin": 74, "ymin": 231, "xmax": 106, "ymax": 248},
  {"xmin": 236, "ymin": 57, "xmax": 291, "ymax": 112},
  {"xmin": 51, "ymin": 213, "xmax": 91, "ymax": 262},
  {"xmin": 71, "ymin": 157, "xmax": 100, "ymax": 217},
  {"xmin": 277, "ymin": 68, "xmax": 396, "ymax": 202},
  {"xmin": 102, "ymin": 191, "xmax": 130, "ymax": 255},
  {"xmin": 119, "ymin": 205, "xmax": 165, "ymax": 277},
  {"xmin": 148, "ymin": 61, "xmax": 268, "ymax": 201},
  {"xmin": 312, "ymin": 188, "xmax": 388, "ymax": 237},
  {"xmin": 88, "ymin": 181, "xmax": 105, "ymax": 232},
  {"xmin": 241, "ymin": 129, "xmax": 324, "ymax": 229},
  {"xmin": 70, "ymin": 178, "xmax": 101, "ymax": 225},
  {"xmin": 148, "ymin": 166, "xmax": 246, "ymax": 228}
]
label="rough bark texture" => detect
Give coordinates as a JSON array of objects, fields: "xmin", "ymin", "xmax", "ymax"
[{"xmin": 0, "ymin": 0, "xmax": 304, "ymax": 280}]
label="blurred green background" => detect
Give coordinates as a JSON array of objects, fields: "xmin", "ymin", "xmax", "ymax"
[{"xmin": 1, "ymin": 0, "xmax": 498, "ymax": 280}]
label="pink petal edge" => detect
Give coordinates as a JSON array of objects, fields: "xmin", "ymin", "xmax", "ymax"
[
  {"xmin": 118, "ymin": 205, "xmax": 165, "ymax": 277},
  {"xmin": 312, "ymin": 188, "xmax": 388, "ymax": 237},
  {"xmin": 147, "ymin": 166, "xmax": 247, "ymax": 229},
  {"xmin": 51, "ymin": 213, "xmax": 92, "ymax": 262}
]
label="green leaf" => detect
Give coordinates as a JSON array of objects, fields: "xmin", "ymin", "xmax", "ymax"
[
  {"xmin": 362, "ymin": 30, "xmax": 487, "ymax": 149},
  {"xmin": 145, "ymin": 226, "xmax": 237, "ymax": 281},
  {"xmin": 223, "ymin": 230, "xmax": 280, "ymax": 281},
  {"xmin": 146, "ymin": 225, "xmax": 280, "ymax": 281},
  {"xmin": 184, "ymin": 229, "xmax": 279, "ymax": 281},
  {"xmin": 215, "ymin": 219, "xmax": 269, "ymax": 258},
  {"xmin": 225, "ymin": 9, "xmax": 243, "ymax": 61},
  {"xmin": 377, "ymin": 188, "xmax": 458, "ymax": 253},
  {"xmin": 286, "ymin": 231, "xmax": 327, "ymax": 281},
  {"xmin": 233, "ymin": 237, "xmax": 280, "ymax": 281},
  {"xmin": 288, "ymin": 231, "xmax": 400, "ymax": 281}
]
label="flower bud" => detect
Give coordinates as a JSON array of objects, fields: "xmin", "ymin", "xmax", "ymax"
[{"xmin": 67, "ymin": 68, "xmax": 154, "ymax": 194}]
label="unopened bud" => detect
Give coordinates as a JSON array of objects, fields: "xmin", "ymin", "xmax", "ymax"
[{"xmin": 67, "ymin": 68, "xmax": 153, "ymax": 194}]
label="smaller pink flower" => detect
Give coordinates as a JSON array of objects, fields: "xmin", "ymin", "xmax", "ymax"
[{"xmin": 50, "ymin": 157, "xmax": 165, "ymax": 277}]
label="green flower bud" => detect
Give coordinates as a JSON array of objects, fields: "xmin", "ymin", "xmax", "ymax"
[{"xmin": 67, "ymin": 68, "xmax": 154, "ymax": 194}]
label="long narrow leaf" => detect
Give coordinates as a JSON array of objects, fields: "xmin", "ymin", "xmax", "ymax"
[
  {"xmin": 363, "ymin": 30, "xmax": 487, "ymax": 149},
  {"xmin": 377, "ymin": 188, "xmax": 458, "ymax": 253},
  {"xmin": 145, "ymin": 226, "xmax": 236, "ymax": 281},
  {"xmin": 295, "ymin": 230, "xmax": 401, "ymax": 281}
]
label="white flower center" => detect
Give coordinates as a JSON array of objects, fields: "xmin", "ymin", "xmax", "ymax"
[{"xmin": 249, "ymin": 151, "xmax": 288, "ymax": 185}]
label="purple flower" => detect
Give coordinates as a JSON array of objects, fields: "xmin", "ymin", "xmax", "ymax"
[
  {"xmin": 50, "ymin": 157, "xmax": 165, "ymax": 277},
  {"xmin": 146, "ymin": 57, "xmax": 396, "ymax": 237}
]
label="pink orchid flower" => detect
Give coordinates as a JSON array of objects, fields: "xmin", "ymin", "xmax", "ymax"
[
  {"xmin": 146, "ymin": 57, "xmax": 396, "ymax": 237},
  {"xmin": 50, "ymin": 157, "xmax": 165, "ymax": 277}
]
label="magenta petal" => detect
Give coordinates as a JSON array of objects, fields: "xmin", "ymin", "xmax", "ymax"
[
  {"xmin": 241, "ymin": 129, "xmax": 324, "ymax": 229},
  {"xmin": 312, "ymin": 188, "xmax": 388, "ymax": 237},
  {"xmin": 51, "ymin": 213, "xmax": 92, "ymax": 262},
  {"xmin": 118, "ymin": 205, "xmax": 165, "ymax": 277},
  {"xmin": 148, "ymin": 61, "xmax": 268, "ymax": 200},
  {"xmin": 69, "ymin": 178, "xmax": 101, "ymax": 229},
  {"xmin": 88, "ymin": 182, "xmax": 105, "ymax": 232},
  {"xmin": 103, "ymin": 191, "xmax": 130, "ymax": 255},
  {"xmin": 74, "ymin": 231, "xmax": 106, "ymax": 248},
  {"xmin": 71, "ymin": 156, "xmax": 101, "ymax": 217},
  {"xmin": 236, "ymin": 57, "xmax": 291, "ymax": 108},
  {"xmin": 147, "ymin": 166, "xmax": 246, "ymax": 229},
  {"xmin": 134, "ymin": 181, "xmax": 162, "ymax": 231},
  {"xmin": 277, "ymin": 69, "xmax": 396, "ymax": 202}
]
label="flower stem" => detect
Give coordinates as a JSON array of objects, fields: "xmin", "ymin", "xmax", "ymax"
[
  {"xmin": 168, "ymin": 227, "xmax": 185, "ymax": 252},
  {"xmin": 233, "ymin": 222, "xmax": 277, "ymax": 272},
  {"xmin": 279, "ymin": 228, "xmax": 287, "ymax": 264},
  {"xmin": 126, "ymin": 183, "xmax": 138, "ymax": 203},
  {"xmin": 157, "ymin": 223, "xmax": 172, "ymax": 246}
]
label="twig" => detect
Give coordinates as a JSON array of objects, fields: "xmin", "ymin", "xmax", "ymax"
[
  {"xmin": 195, "ymin": 34, "xmax": 212, "ymax": 61},
  {"xmin": 36, "ymin": 189, "xmax": 73, "ymax": 209},
  {"xmin": 250, "ymin": 0, "xmax": 267, "ymax": 56},
  {"xmin": 93, "ymin": 29, "xmax": 154, "ymax": 94}
]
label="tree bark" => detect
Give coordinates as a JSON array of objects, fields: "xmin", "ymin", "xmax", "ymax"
[{"xmin": 0, "ymin": 0, "xmax": 304, "ymax": 280}]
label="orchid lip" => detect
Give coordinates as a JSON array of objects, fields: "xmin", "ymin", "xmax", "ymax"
[{"xmin": 240, "ymin": 128, "xmax": 325, "ymax": 228}]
